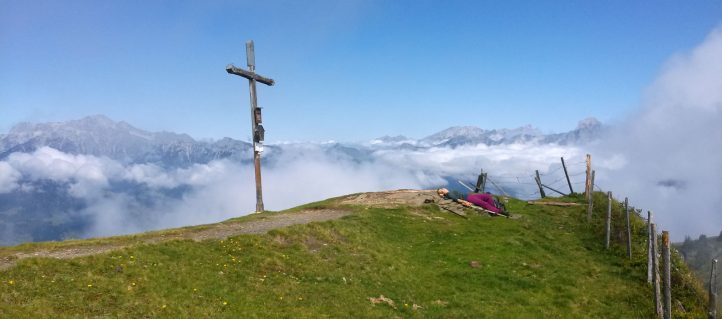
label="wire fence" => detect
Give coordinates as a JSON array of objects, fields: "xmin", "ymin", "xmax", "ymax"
[{"xmin": 466, "ymin": 156, "xmax": 591, "ymax": 200}]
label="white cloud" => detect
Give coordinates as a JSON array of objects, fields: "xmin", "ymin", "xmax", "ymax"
[
  {"xmin": 80, "ymin": 194, "xmax": 146, "ymax": 238},
  {"xmin": 591, "ymin": 27, "xmax": 722, "ymax": 240},
  {"xmin": 5, "ymin": 147, "xmax": 119, "ymax": 198},
  {"xmin": 647, "ymin": 28, "xmax": 722, "ymax": 113},
  {"xmin": 0, "ymin": 162, "xmax": 21, "ymax": 193},
  {"xmin": 125, "ymin": 163, "xmax": 178, "ymax": 188},
  {"xmin": 6, "ymin": 147, "xmax": 115, "ymax": 183},
  {"xmin": 374, "ymin": 143, "xmax": 583, "ymax": 177}
]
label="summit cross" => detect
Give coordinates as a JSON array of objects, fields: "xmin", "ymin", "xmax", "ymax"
[{"xmin": 226, "ymin": 40, "xmax": 275, "ymax": 213}]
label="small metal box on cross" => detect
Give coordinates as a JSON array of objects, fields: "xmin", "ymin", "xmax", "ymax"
[{"xmin": 226, "ymin": 40, "xmax": 275, "ymax": 213}]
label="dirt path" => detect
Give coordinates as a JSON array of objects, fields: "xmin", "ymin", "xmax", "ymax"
[{"xmin": 0, "ymin": 208, "xmax": 351, "ymax": 271}]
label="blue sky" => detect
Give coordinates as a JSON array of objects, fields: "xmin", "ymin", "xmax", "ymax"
[{"xmin": 1, "ymin": 0, "xmax": 721, "ymax": 142}]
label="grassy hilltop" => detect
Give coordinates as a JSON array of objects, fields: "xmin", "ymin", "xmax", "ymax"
[{"xmin": 0, "ymin": 191, "xmax": 709, "ymax": 318}]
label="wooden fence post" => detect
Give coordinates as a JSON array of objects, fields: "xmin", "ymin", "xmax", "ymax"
[
  {"xmin": 652, "ymin": 223, "xmax": 663, "ymax": 317},
  {"xmin": 561, "ymin": 157, "xmax": 574, "ymax": 194},
  {"xmin": 482, "ymin": 172, "xmax": 487, "ymax": 193},
  {"xmin": 625, "ymin": 197, "xmax": 632, "ymax": 259},
  {"xmin": 710, "ymin": 259, "xmax": 718, "ymax": 319},
  {"xmin": 606, "ymin": 191, "xmax": 612, "ymax": 249},
  {"xmin": 585, "ymin": 154, "xmax": 592, "ymax": 199},
  {"xmin": 587, "ymin": 172, "xmax": 594, "ymax": 222},
  {"xmin": 535, "ymin": 170, "xmax": 546, "ymax": 198},
  {"xmin": 662, "ymin": 231, "xmax": 671, "ymax": 319},
  {"xmin": 475, "ymin": 169, "xmax": 484, "ymax": 193},
  {"xmin": 648, "ymin": 211, "xmax": 654, "ymax": 283}
]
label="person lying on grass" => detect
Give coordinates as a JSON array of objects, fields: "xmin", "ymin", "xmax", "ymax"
[{"xmin": 436, "ymin": 188, "xmax": 508, "ymax": 216}]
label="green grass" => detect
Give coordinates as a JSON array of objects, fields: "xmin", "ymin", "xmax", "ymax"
[{"xmin": 0, "ymin": 193, "xmax": 708, "ymax": 318}]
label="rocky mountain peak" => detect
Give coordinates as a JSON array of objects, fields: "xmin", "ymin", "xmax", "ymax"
[{"xmin": 576, "ymin": 117, "xmax": 602, "ymax": 130}]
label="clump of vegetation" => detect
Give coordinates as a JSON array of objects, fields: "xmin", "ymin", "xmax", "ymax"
[
  {"xmin": 677, "ymin": 231, "xmax": 722, "ymax": 312},
  {"xmin": 0, "ymin": 192, "xmax": 710, "ymax": 318}
]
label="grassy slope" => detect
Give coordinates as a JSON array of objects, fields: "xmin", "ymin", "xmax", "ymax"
[{"xmin": 0, "ymin": 193, "xmax": 708, "ymax": 318}]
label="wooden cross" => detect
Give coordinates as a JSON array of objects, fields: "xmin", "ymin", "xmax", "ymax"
[{"xmin": 226, "ymin": 40, "xmax": 275, "ymax": 213}]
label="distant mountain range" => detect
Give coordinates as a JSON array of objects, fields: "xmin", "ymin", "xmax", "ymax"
[
  {"xmin": 1, "ymin": 115, "xmax": 605, "ymax": 166},
  {"xmin": 0, "ymin": 115, "xmax": 255, "ymax": 167},
  {"xmin": 369, "ymin": 117, "xmax": 605, "ymax": 148}
]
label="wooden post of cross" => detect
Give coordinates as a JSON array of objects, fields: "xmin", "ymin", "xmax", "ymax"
[{"xmin": 226, "ymin": 40, "xmax": 275, "ymax": 213}]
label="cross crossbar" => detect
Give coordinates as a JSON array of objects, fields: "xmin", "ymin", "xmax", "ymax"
[{"xmin": 226, "ymin": 64, "xmax": 275, "ymax": 86}]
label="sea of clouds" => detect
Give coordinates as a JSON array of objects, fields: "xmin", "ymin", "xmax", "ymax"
[
  {"xmin": 0, "ymin": 143, "xmax": 586, "ymax": 241},
  {"xmin": 1, "ymin": 27, "xmax": 721, "ymax": 243}
]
